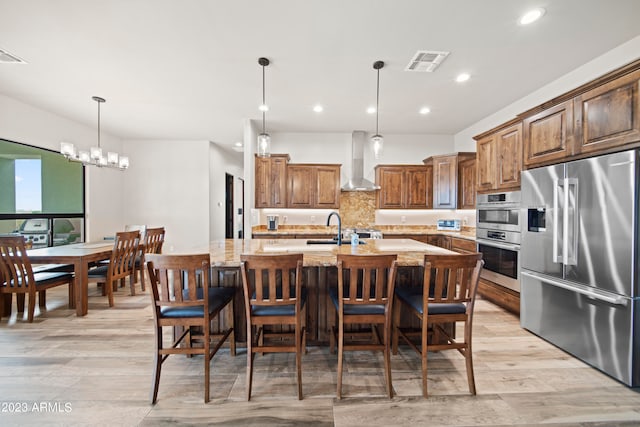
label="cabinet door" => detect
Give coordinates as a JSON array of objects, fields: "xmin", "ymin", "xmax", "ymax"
[
  {"xmin": 433, "ymin": 155, "xmax": 457, "ymax": 209},
  {"xmin": 376, "ymin": 167, "xmax": 405, "ymax": 208},
  {"xmin": 523, "ymin": 100, "xmax": 574, "ymax": 167},
  {"xmin": 496, "ymin": 122, "xmax": 522, "ymax": 189},
  {"xmin": 574, "ymin": 69, "xmax": 640, "ymax": 154},
  {"xmin": 271, "ymin": 156, "xmax": 288, "ymax": 208},
  {"xmin": 405, "ymin": 166, "xmax": 428, "ymax": 208},
  {"xmin": 254, "ymin": 157, "xmax": 271, "ymax": 208},
  {"xmin": 315, "ymin": 166, "xmax": 340, "ymax": 208},
  {"xmin": 287, "ymin": 166, "xmax": 315, "ymax": 208},
  {"xmin": 424, "ymin": 165, "xmax": 433, "ymax": 209},
  {"xmin": 458, "ymin": 158, "xmax": 476, "ymax": 209},
  {"xmin": 476, "ymin": 135, "xmax": 496, "ymax": 192}
]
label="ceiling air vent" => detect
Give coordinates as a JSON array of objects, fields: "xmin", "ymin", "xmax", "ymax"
[
  {"xmin": 0, "ymin": 48, "xmax": 27, "ymax": 64},
  {"xmin": 405, "ymin": 50, "xmax": 449, "ymax": 72}
]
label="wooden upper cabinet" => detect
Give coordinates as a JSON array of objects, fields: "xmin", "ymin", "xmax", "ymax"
[
  {"xmin": 574, "ymin": 68, "xmax": 640, "ymax": 154},
  {"xmin": 523, "ymin": 100, "xmax": 574, "ymax": 167},
  {"xmin": 406, "ymin": 166, "xmax": 430, "ymax": 208},
  {"xmin": 432, "ymin": 155, "xmax": 457, "ymax": 209},
  {"xmin": 375, "ymin": 165, "xmax": 430, "ymax": 209},
  {"xmin": 287, "ymin": 164, "xmax": 340, "ymax": 209},
  {"xmin": 254, "ymin": 154, "xmax": 289, "ymax": 208},
  {"xmin": 315, "ymin": 165, "xmax": 341, "ymax": 208},
  {"xmin": 475, "ymin": 122, "xmax": 522, "ymax": 193},
  {"xmin": 376, "ymin": 166, "xmax": 405, "ymax": 208},
  {"xmin": 458, "ymin": 158, "xmax": 476, "ymax": 209}
]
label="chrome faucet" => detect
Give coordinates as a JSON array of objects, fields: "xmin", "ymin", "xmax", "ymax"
[{"xmin": 326, "ymin": 211, "xmax": 342, "ymax": 246}]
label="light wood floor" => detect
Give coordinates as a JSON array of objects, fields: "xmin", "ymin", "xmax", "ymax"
[{"xmin": 1, "ymin": 284, "xmax": 640, "ymax": 426}]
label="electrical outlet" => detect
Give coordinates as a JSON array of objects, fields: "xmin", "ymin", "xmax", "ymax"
[
  {"xmin": 310, "ymin": 215, "xmax": 316, "ymax": 224},
  {"xmin": 283, "ymin": 215, "xmax": 288, "ymax": 224},
  {"xmin": 401, "ymin": 215, "xmax": 406, "ymax": 224}
]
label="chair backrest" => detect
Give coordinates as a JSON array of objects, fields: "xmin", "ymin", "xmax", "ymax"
[
  {"xmin": 108, "ymin": 230, "xmax": 140, "ymax": 282},
  {"xmin": 337, "ymin": 254, "xmax": 398, "ymax": 307},
  {"xmin": 423, "ymin": 253, "xmax": 484, "ymax": 308},
  {"xmin": 125, "ymin": 224, "xmax": 147, "ymax": 241},
  {"xmin": 146, "ymin": 253, "xmax": 211, "ymax": 314},
  {"xmin": 240, "ymin": 253, "xmax": 303, "ymax": 308},
  {"xmin": 0, "ymin": 236, "xmax": 36, "ymax": 290},
  {"xmin": 144, "ymin": 227, "xmax": 165, "ymax": 255}
]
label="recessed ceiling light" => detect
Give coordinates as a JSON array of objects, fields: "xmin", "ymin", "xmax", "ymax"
[
  {"xmin": 313, "ymin": 105, "xmax": 323, "ymax": 113},
  {"xmin": 519, "ymin": 8, "xmax": 545, "ymax": 25},
  {"xmin": 234, "ymin": 142, "xmax": 243, "ymax": 147},
  {"xmin": 367, "ymin": 106, "xmax": 376, "ymax": 114},
  {"xmin": 419, "ymin": 107, "xmax": 431, "ymax": 115},
  {"xmin": 258, "ymin": 103, "xmax": 269, "ymax": 112},
  {"xmin": 455, "ymin": 73, "xmax": 470, "ymax": 83}
]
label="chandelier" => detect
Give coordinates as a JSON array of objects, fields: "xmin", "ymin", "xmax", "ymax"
[{"xmin": 60, "ymin": 96, "xmax": 129, "ymax": 170}]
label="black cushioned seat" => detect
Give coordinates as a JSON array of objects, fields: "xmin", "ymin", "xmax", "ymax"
[
  {"xmin": 328, "ymin": 287, "xmax": 384, "ymax": 315},
  {"xmin": 160, "ymin": 287, "xmax": 235, "ymax": 318},
  {"xmin": 394, "ymin": 287, "xmax": 466, "ymax": 315},
  {"xmin": 5, "ymin": 271, "xmax": 73, "ymax": 288},
  {"xmin": 252, "ymin": 287, "xmax": 307, "ymax": 316}
]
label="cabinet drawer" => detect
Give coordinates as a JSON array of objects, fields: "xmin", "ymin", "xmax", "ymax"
[{"xmin": 450, "ymin": 237, "xmax": 476, "ymax": 253}]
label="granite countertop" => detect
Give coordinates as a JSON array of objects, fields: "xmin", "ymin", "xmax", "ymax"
[
  {"xmin": 251, "ymin": 225, "xmax": 476, "ymax": 241},
  {"xmin": 196, "ymin": 238, "xmax": 456, "ymax": 268}
]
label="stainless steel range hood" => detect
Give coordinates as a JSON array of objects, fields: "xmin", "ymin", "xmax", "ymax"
[{"xmin": 341, "ymin": 131, "xmax": 380, "ymax": 191}]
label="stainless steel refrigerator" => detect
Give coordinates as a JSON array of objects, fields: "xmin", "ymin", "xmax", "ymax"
[{"xmin": 520, "ymin": 148, "xmax": 640, "ymax": 387}]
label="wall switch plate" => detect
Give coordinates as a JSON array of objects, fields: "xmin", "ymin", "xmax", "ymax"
[{"xmin": 283, "ymin": 215, "xmax": 288, "ymax": 223}]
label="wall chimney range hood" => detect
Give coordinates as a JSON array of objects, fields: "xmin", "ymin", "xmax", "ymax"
[{"xmin": 341, "ymin": 131, "xmax": 380, "ymax": 191}]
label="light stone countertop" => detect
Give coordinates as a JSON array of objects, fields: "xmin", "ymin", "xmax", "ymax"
[{"xmin": 182, "ymin": 238, "xmax": 456, "ymax": 268}]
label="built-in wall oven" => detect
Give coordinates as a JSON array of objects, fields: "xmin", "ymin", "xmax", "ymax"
[{"xmin": 476, "ymin": 191, "xmax": 521, "ymax": 292}]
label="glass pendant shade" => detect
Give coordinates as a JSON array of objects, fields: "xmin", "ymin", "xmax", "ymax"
[
  {"xmin": 107, "ymin": 151, "xmax": 119, "ymax": 165},
  {"xmin": 257, "ymin": 132, "xmax": 271, "ymax": 157},
  {"xmin": 90, "ymin": 146, "xmax": 103, "ymax": 161},
  {"xmin": 60, "ymin": 141, "xmax": 76, "ymax": 158},
  {"xmin": 371, "ymin": 134, "xmax": 384, "ymax": 159},
  {"xmin": 119, "ymin": 156, "xmax": 129, "ymax": 169},
  {"xmin": 78, "ymin": 150, "xmax": 91, "ymax": 163}
]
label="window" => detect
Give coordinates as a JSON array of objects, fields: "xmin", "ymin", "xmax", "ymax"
[{"xmin": 0, "ymin": 139, "xmax": 85, "ymax": 247}]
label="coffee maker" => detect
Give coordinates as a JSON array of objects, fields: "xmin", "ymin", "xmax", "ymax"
[{"xmin": 267, "ymin": 215, "xmax": 279, "ymax": 231}]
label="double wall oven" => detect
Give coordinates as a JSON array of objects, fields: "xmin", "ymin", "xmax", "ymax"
[{"xmin": 476, "ymin": 191, "xmax": 521, "ymax": 292}]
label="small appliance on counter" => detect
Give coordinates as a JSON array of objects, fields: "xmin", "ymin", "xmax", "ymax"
[
  {"xmin": 266, "ymin": 215, "xmax": 279, "ymax": 231},
  {"xmin": 436, "ymin": 219, "xmax": 461, "ymax": 231}
]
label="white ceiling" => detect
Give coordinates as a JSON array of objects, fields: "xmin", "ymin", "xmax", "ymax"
[{"xmin": 1, "ymin": 0, "xmax": 639, "ymax": 150}]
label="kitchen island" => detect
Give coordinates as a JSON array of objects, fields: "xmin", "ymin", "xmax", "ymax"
[{"xmin": 184, "ymin": 238, "xmax": 455, "ymax": 345}]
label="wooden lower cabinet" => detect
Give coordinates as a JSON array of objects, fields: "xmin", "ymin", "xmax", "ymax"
[
  {"xmin": 450, "ymin": 237, "xmax": 476, "ymax": 253},
  {"xmin": 477, "ymin": 278, "xmax": 520, "ymax": 315}
]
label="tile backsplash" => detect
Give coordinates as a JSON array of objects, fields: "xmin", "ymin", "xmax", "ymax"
[{"xmin": 254, "ymin": 191, "xmax": 476, "ymax": 228}]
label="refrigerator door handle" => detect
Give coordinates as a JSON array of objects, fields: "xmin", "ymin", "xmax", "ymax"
[
  {"xmin": 521, "ymin": 270, "xmax": 628, "ymax": 306},
  {"xmin": 562, "ymin": 177, "xmax": 570, "ymax": 265},
  {"xmin": 552, "ymin": 179, "xmax": 562, "ymax": 263},
  {"xmin": 566, "ymin": 178, "xmax": 579, "ymax": 266}
]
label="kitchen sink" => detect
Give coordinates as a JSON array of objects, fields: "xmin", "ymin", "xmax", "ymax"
[{"xmin": 306, "ymin": 239, "xmax": 366, "ymax": 245}]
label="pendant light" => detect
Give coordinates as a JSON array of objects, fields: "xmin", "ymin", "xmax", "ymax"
[
  {"xmin": 257, "ymin": 57, "xmax": 271, "ymax": 157},
  {"xmin": 60, "ymin": 96, "xmax": 129, "ymax": 170},
  {"xmin": 371, "ymin": 60, "xmax": 384, "ymax": 160}
]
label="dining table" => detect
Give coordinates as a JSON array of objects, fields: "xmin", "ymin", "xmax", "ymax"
[{"xmin": 27, "ymin": 241, "xmax": 114, "ymax": 316}]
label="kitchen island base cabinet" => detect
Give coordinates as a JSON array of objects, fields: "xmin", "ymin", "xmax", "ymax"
[{"xmin": 211, "ymin": 265, "xmax": 444, "ymax": 345}]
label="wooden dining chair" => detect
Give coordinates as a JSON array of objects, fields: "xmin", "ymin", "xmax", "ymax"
[
  {"xmin": 393, "ymin": 253, "xmax": 483, "ymax": 397},
  {"xmin": 329, "ymin": 253, "xmax": 398, "ymax": 399},
  {"xmin": 132, "ymin": 226, "xmax": 165, "ymax": 291},
  {"xmin": 87, "ymin": 230, "xmax": 140, "ymax": 306},
  {"xmin": 0, "ymin": 236, "xmax": 74, "ymax": 322},
  {"xmin": 240, "ymin": 253, "xmax": 306, "ymax": 400},
  {"xmin": 146, "ymin": 253, "xmax": 235, "ymax": 404}
]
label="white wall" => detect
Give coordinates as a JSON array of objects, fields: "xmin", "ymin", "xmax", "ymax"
[
  {"xmin": 454, "ymin": 35, "xmax": 640, "ymax": 152},
  {"xmin": 269, "ymin": 131, "xmax": 455, "ymax": 187},
  {"xmin": 209, "ymin": 142, "xmax": 243, "ymax": 240},
  {"xmin": 120, "ymin": 139, "xmax": 210, "ymax": 251},
  {"xmin": 0, "ymin": 94, "xmax": 124, "ymax": 241}
]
